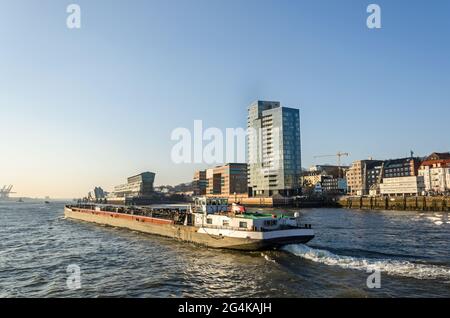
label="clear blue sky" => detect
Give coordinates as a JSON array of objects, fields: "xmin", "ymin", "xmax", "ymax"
[{"xmin": 0, "ymin": 0, "xmax": 449, "ymax": 198}]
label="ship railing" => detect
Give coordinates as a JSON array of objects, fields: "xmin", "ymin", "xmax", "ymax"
[
  {"xmin": 200, "ymin": 224, "xmax": 312, "ymax": 232},
  {"xmin": 200, "ymin": 225, "xmax": 255, "ymax": 232}
]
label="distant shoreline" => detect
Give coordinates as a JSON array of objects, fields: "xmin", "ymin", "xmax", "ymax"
[{"xmin": 0, "ymin": 198, "xmax": 71, "ymax": 203}]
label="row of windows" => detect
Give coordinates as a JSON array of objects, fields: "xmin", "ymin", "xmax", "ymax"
[
  {"xmin": 385, "ymin": 173, "xmax": 410, "ymax": 177},
  {"xmin": 386, "ymin": 167, "xmax": 411, "ymax": 173},
  {"xmin": 206, "ymin": 218, "xmax": 248, "ymax": 229}
]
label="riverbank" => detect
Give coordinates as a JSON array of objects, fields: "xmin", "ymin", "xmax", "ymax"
[
  {"xmin": 227, "ymin": 195, "xmax": 339, "ymax": 208},
  {"xmin": 339, "ymin": 196, "xmax": 450, "ymax": 212}
]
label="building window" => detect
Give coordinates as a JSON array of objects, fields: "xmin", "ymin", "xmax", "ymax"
[
  {"xmin": 206, "ymin": 218, "xmax": 213, "ymax": 225},
  {"xmin": 239, "ymin": 221, "xmax": 247, "ymax": 228}
]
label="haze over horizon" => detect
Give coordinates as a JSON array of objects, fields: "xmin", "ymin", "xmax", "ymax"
[{"xmin": 1, "ymin": 0, "xmax": 449, "ymax": 198}]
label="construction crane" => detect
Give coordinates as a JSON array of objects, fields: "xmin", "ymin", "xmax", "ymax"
[
  {"xmin": 313, "ymin": 152, "xmax": 350, "ymax": 178},
  {"xmin": 314, "ymin": 152, "xmax": 349, "ymax": 167},
  {"xmin": 0, "ymin": 185, "xmax": 15, "ymax": 199}
]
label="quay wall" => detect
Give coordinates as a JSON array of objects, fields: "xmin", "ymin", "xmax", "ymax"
[
  {"xmin": 225, "ymin": 196, "xmax": 335, "ymax": 208},
  {"xmin": 338, "ymin": 196, "xmax": 450, "ymax": 212},
  {"xmin": 190, "ymin": 196, "xmax": 339, "ymax": 208},
  {"xmin": 227, "ymin": 196, "xmax": 274, "ymax": 207}
]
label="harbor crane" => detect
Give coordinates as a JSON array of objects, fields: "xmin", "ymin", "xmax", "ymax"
[
  {"xmin": 0, "ymin": 185, "xmax": 15, "ymax": 199},
  {"xmin": 313, "ymin": 152, "xmax": 350, "ymax": 178}
]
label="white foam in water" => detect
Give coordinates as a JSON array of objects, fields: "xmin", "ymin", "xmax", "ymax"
[{"xmin": 283, "ymin": 244, "xmax": 450, "ymax": 281}]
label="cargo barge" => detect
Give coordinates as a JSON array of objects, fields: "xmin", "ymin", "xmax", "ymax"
[{"xmin": 64, "ymin": 197, "xmax": 314, "ymax": 251}]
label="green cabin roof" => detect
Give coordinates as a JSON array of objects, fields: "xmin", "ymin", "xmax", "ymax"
[{"xmin": 235, "ymin": 212, "xmax": 290, "ymax": 220}]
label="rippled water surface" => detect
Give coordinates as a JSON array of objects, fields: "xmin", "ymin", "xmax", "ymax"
[{"xmin": 1, "ymin": 201, "xmax": 449, "ymax": 297}]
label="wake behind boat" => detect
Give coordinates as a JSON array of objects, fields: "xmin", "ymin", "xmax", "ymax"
[{"xmin": 64, "ymin": 197, "xmax": 314, "ymax": 251}]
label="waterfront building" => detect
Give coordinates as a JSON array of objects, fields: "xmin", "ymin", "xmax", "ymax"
[
  {"xmin": 303, "ymin": 165, "xmax": 348, "ymax": 195},
  {"xmin": 154, "ymin": 183, "xmax": 194, "ymax": 197},
  {"xmin": 93, "ymin": 187, "xmax": 107, "ymax": 200},
  {"xmin": 109, "ymin": 172, "xmax": 156, "ymax": 203},
  {"xmin": 321, "ymin": 177, "xmax": 347, "ymax": 194},
  {"xmin": 383, "ymin": 157, "xmax": 421, "ymax": 179},
  {"xmin": 367, "ymin": 162, "xmax": 384, "ymax": 191},
  {"xmin": 86, "ymin": 187, "xmax": 108, "ymax": 202},
  {"xmin": 364, "ymin": 156, "xmax": 422, "ymax": 197},
  {"xmin": 247, "ymin": 100, "xmax": 302, "ymax": 197},
  {"xmin": 193, "ymin": 170, "xmax": 207, "ymax": 196},
  {"xmin": 154, "ymin": 185, "xmax": 170, "ymax": 194},
  {"xmin": 195, "ymin": 163, "xmax": 248, "ymax": 198},
  {"xmin": 346, "ymin": 160, "xmax": 384, "ymax": 195},
  {"xmin": 302, "ymin": 171, "xmax": 347, "ymax": 195},
  {"xmin": 301, "ymin": 171, "xmax": 324, "ymax": 188},
  {"xmin": 379, "ymin": 176, "xmax": 425, "ymax": 196},
  {"xmin": 418, "ymin": 152, "xmax": 450, "ymax": 194},
  {"xmin": 308, "ymin": 165, "xmax": 349, "ymax": 179},
  {"xmin": 172, "ymin": 182, "xmax": 194, "ymax": 196},
  {"xmin": 301, "ymin": 171, "xmax": 326, "ymax": 196}
]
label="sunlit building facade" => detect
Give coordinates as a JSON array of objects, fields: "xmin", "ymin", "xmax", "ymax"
[{"xmin": 247, "ymin": 100, "xmax": 302, "ymax": 197}]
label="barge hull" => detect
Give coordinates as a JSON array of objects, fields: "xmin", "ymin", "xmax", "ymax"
[{"xmin": 64, "ymin": 207, "xmax": 314, "ymax": 251}]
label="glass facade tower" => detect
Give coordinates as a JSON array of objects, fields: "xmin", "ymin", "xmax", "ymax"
[{"xmin": 247, "ymin": 101, "xmax": 302, "ymax": 197}]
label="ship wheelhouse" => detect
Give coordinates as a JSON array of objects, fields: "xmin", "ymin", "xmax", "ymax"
[
  {"xmin": 192, "ymin": 196, "xmax": 229, "ymax": 214},
  {"xmin": 190, "ymin": 196, "xmax": 310, "ymax": 233}
]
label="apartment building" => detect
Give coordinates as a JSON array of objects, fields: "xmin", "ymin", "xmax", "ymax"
[
  {"xmin": 193, "ymin": 170, "xmax": 207, "ymax": 196},
  {"xmin": 418, "ymin": 152, "xmax": 450, "ymax": 194},
  {"xmin": 247, "ymin": 100, "xmax": 302, "ymax": 197},
  {"xmin": 346, "ymin": 160, "xmax": 384, "ymax": 195},
  {"xmin": 194, "ymin": 163, "xmax": 248, "ymax": 197}
]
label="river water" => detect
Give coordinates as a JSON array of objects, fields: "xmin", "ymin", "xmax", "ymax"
[{"xmin": 0, "ymin": 201, "xmax": 449, "ymax": 297}]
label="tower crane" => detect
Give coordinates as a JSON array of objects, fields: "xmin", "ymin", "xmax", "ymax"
[{"xmin": 313, "ymin": 152, "xmax": 350, "ymax": 178}]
